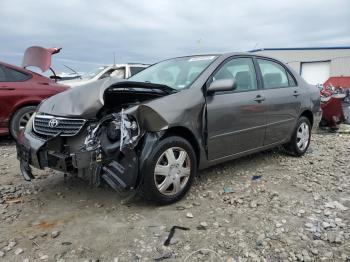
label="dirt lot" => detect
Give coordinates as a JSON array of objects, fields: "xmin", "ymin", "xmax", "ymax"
[{"xmin": 0, "ymin": 132, "xmax": 349, "ymax": 262}]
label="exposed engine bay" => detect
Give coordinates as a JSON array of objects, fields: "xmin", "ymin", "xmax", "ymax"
[{"xmin": 16, "ymin": 80, "xmax": 177, "ymax": 192}]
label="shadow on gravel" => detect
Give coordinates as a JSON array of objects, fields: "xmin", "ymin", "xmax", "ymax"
[
  {"xmin": 15, "ymin": 147, "xmax": 285, "ymax": 209},
  {"xmin": 0, "ymin": 136, "xmax": 15, "ymax": 146}
]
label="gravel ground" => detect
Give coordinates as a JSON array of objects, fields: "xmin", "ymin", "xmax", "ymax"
[{"xmin": 0, "ymin": 132, "xmax": 349, "ymax": 262}]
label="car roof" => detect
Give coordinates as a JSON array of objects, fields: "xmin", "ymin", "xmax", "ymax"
[
  {"xmin": 164, "ymin": 52, "xmax": 279, "ymax": 61},
  {"xmin": 0, "ymin": 60, "xmax": 36, "ymax": 74}
]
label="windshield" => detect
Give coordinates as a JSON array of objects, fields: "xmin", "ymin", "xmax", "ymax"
[
  {"xmin": 81, "ymin": 66, "xmax": 108, "ymax": 80},
  {"xmin": 129, "ymin": 56, "xmax": 217, "ymax": 90}
]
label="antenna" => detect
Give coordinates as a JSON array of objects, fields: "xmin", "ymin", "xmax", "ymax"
[{"xmin": 113, "ymin": 52, "xmax": 116, "ymax": 66}]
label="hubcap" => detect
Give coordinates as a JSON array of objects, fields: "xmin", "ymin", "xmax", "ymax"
[
  {"xmin": 296, "ymin": 122, "xmax": 309, "ymax": 151},
  {"xmin": 19, "ymin": 112, "xmax": 34, "ymax": 130},
  {"xmin": 154, "ymin": 147, "xmax": 191, "ymax": 196}
]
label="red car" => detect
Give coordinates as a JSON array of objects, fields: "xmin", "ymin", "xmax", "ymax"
[{"xmin": 0, "ymin": 47, "xmax": 69, "ymax": 138}]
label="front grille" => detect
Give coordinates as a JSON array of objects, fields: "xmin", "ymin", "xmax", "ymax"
[{"xmin": 33, "ymin": 115, "xmax": 86, "ymax": 137}]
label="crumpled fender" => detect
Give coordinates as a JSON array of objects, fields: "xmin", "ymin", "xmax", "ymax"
[{"xmin": 132, "ymin": 105, "xmax": 169, "ymax": 132}]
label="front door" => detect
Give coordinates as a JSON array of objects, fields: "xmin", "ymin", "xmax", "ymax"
[{"xmin": 206, "ymin": 57, "xmax": 268, "ymax": 161}]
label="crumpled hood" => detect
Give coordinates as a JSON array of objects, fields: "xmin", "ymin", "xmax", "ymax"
[
  {"xmin": 38, "ymin": 78, "xmax": 174, "ymax": 119},
  {"xmin": 38, "ymin": 77, "xmax": 116, "ymax": 119}
]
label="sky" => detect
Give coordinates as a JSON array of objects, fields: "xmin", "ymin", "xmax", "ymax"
[{"xmin": 0, "ymin": 0, "xmax": 350, "ymax": 73}]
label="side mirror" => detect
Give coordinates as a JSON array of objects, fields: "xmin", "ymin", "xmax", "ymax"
[{"xmin": 207, "ymin": 79, "xmax": 236, "ymax": 94}]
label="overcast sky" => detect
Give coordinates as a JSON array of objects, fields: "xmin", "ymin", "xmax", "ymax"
[{"xmin": 1, "ymin": 0, "xmax": 349, "ymax": 73}]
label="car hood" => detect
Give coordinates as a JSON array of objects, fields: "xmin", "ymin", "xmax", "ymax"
[
  {"xmin": 22, "ymin": 46, "xmax": 61, "ymax": 72},
  {"xmin": 60, "ymin": 79, "xmax": 91, "ymax": 87},
  {"xmin": 37, "ymin": 79, "xmax": 174, "ymax": 119}
]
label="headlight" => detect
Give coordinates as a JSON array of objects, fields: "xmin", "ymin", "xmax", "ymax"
[
  {"xmin": 106, "ymin": 120, "xmax": 121, "ymax": 142},
  {"xmin": 106, "ymin": 114, "xmax": 138, "ymax": 143},
  {"xmin": 25, "ymin": 112, "xmax": 36, "ymax": 133}
]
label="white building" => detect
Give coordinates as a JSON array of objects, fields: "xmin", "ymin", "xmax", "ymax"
[{"xmin": 251, "ymin": 47, "xmax": 350, "ymax": 88}]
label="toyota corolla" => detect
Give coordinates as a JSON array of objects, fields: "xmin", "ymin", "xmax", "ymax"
[{"xmin": 16, "ymin": 53, "xmax": 320, "ymax": 204}]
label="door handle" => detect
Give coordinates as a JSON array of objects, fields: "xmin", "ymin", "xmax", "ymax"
[
  {"xmin": 293, "ymin": 90, "xmax": 300, "ymax": 97},
  {"xmin": 254, "ymin": 95, "xmax": 265, "ymax": 103},
  {"xmin": 0, "ymin": 86, "xmax": 15, "ymax": 90}
]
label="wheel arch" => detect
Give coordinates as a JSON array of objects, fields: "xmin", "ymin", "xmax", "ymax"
[
  {"xmin": 299, "ymin": 109, "xmax": 314, "ymax": 127},
  {"xmin": 10, "ymin": 101, "xmax": 40, "ymax": 120},
  {"xmin": 161, "ymin": 126, "xmax": 201, "ymax": 167}
]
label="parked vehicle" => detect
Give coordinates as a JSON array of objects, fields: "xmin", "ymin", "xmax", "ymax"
[
  {"xmin": 16, "ymin": 53, "xmax": 320, "ymax": 204},
  {"xmin": 60, "ymin": 64, "xmax": 149, "ymax": 87},
  {"xmin": 0, "ymin": 46, "xmax": 69, "ymax": 138}
]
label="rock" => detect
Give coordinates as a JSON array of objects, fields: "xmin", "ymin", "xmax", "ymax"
[
  {"xmin": 213, "ymin": 222, "xmax": 220, "ymax": 228},
  {"xmin": 51, "ymin": 231, "xmax": 60, "ymax": 238},
  {"xmin": 250, "ymin": 200, "xmax": 258, "ymax": 208},
  {"xmin": 324, "ymin": 201, "xmax": 348, "ymax": 211},
  {"xmin": 256, "ymin": 234, "xmax": 265, "ymax": 246},
  {"xmin": 322, "ymin": 221, "xmax": 331, "ymax": 229},
  {"xmin": 14, "ymin": 248, "xmax": 24, "ymax": 255},
  {"xmin": 23, "ymin": 259, "xmax": 30, "ymax": 262},
  {"xmin": 275, "ymin": 223, "xmax": 283, "ymax": 228},
  {"xmin": 197, "ymin": 221, "xmax": 208, "ymax": 230},
  {"xmin": 186, "ymin": 212, "xmax": 194, "ymax": 218},
  {"xmin": 0, "ymin": 251, "xmax": 5, "ymax": 257},
  {"xmin": 310, "ymin": 248, "xmax": 318, "ymax": 255},
  {"xmin": 40, "ymin": 254, "xmax": 49, "ymax": 260},
  {"xmin": 302, "ymin": 249, "xmax": 311, "ymax": 261},
  {"xmin": 4, "ymin": 240, "xmax": 17, "ymax": 251}
]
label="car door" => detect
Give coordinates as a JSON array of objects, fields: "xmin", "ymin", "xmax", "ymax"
[
  {"xmin": 0, "ymin": 66, "xmax": 32, "ymax": 125},
  {"xmin": 255, "ymin": 58, "xmax": 302, "ymax": 145},
  {"xmin": 206, "ymin": 57, "xmax": 268, "ymax": 161},
  {"xmin": 0, "ymin": 65, "xmax": 12, "ymax": 126}
]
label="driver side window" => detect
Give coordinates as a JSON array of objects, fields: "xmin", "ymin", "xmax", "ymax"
[{"xmin": 212, "ymin": 57, "xmax": 257, "ymax": 92}]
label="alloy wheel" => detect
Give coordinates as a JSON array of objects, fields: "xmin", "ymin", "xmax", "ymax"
[
  {"xmin": 18, "ymin": 111, "xmax": 34, "ymax": 130},
  {"xmin": 296, "ymin": 122, "xmax": 309, "ymax": 151},
  {"xmin": 154, "ymin": 147, "xmax": 191, "ymax": 196}
]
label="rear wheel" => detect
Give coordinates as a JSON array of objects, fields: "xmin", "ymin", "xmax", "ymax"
[
  {"xmin": 140, "ymin": 136, "xmax": 197, "ymax": 204},
  {"xmin": 10, "ymin": 106, "xmax": 36, "ymax": 139},
  {"xmin": 283, "ymin": 116, "xmax": 311, "ymax": 156}
]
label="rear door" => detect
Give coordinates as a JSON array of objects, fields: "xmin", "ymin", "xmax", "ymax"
[
  {"xmin": 0, "ymin": 66, "xmax": 31, "ymax": 125},
  {"xmin": 206, "ymin": 57, "xmax": 267, "ymax": 160},
  {"xmin": 255, "ymin": 58, "xmax": 301, "ymax": 145}
]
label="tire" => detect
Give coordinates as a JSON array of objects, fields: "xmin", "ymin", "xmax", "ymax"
[
  {"xmin": 283, "ymin": 116, "xmax": 311, "ymax": 157},
  {"xmin": 140, "ymin": 136, "xmax": 197, "ymax": 204},
  {"xmin": 10, "ymin": 106, "xmax": 36, "ymax": 140}
]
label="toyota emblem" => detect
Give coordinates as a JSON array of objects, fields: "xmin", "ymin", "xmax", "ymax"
[{"xmin": 48, "ymin": 118, "xmax": 59, "ymax": 128}]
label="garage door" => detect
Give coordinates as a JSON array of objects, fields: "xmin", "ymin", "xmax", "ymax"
[{"xmin": 301, "ymin": 61, "xmax": 331, "ymax": 85}]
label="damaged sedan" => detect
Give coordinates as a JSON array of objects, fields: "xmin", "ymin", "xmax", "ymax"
[{"xmin": 16, "ymin": 53, "xmax": 320, "ymax": 204}]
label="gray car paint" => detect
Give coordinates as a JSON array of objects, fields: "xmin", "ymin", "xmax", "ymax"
[{"xmin": 33, "ymin": 52, "xmax": 320, "ymax": 171}]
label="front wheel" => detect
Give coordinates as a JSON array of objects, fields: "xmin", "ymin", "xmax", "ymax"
[
  {"xmin": 140, "ymin": 136, "xmax": 197, "ymax": 204},
  {"xmin": 283, "ymin": 116, "xmax": 311, "ymax": 157},
  {"xmin": 10, "ymin": 106, "xmax": 36, "ymax": 140}
]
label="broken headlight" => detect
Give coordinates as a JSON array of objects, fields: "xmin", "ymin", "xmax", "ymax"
[
  {"xmin": 106, "ymin": 113, "xmax": 139, "ymax": 147},
  {"xmin": 106, "ymin": 120, "xmax": 121, "ymax": 142}
]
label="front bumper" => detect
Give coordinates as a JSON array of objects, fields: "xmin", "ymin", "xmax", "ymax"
[
  {"xmin": 16, "ymin": 129, "xmax": 94, "ymax": 174},
  {"xmin": 16, "ymin": 126, "xmax": 141, "ymax": 192}
]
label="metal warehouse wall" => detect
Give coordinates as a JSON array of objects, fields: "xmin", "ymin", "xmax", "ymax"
[{"xmin": 253, "ymin": 49, "xmax": 350, "ymax": 77}]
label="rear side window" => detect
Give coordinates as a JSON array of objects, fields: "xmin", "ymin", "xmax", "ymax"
[
  {"xmin": 4, "ymin": 67, "xmax": 31, "ymax": 82},
  {"xmin": 130, "ymin": 66, "xmax": 146, "ymax": 76},
  {"xmin": 0, "ymin": 66, "xmax": 6, "ymax": 82},
  {"xmin": 257, "ymin": 59, "xmax": 290, "ymax": 89}
]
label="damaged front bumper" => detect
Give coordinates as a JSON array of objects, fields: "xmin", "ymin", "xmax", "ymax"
[{"xmin": 16, "ymin": 112, "xmax": 151, "ymax": 192}]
